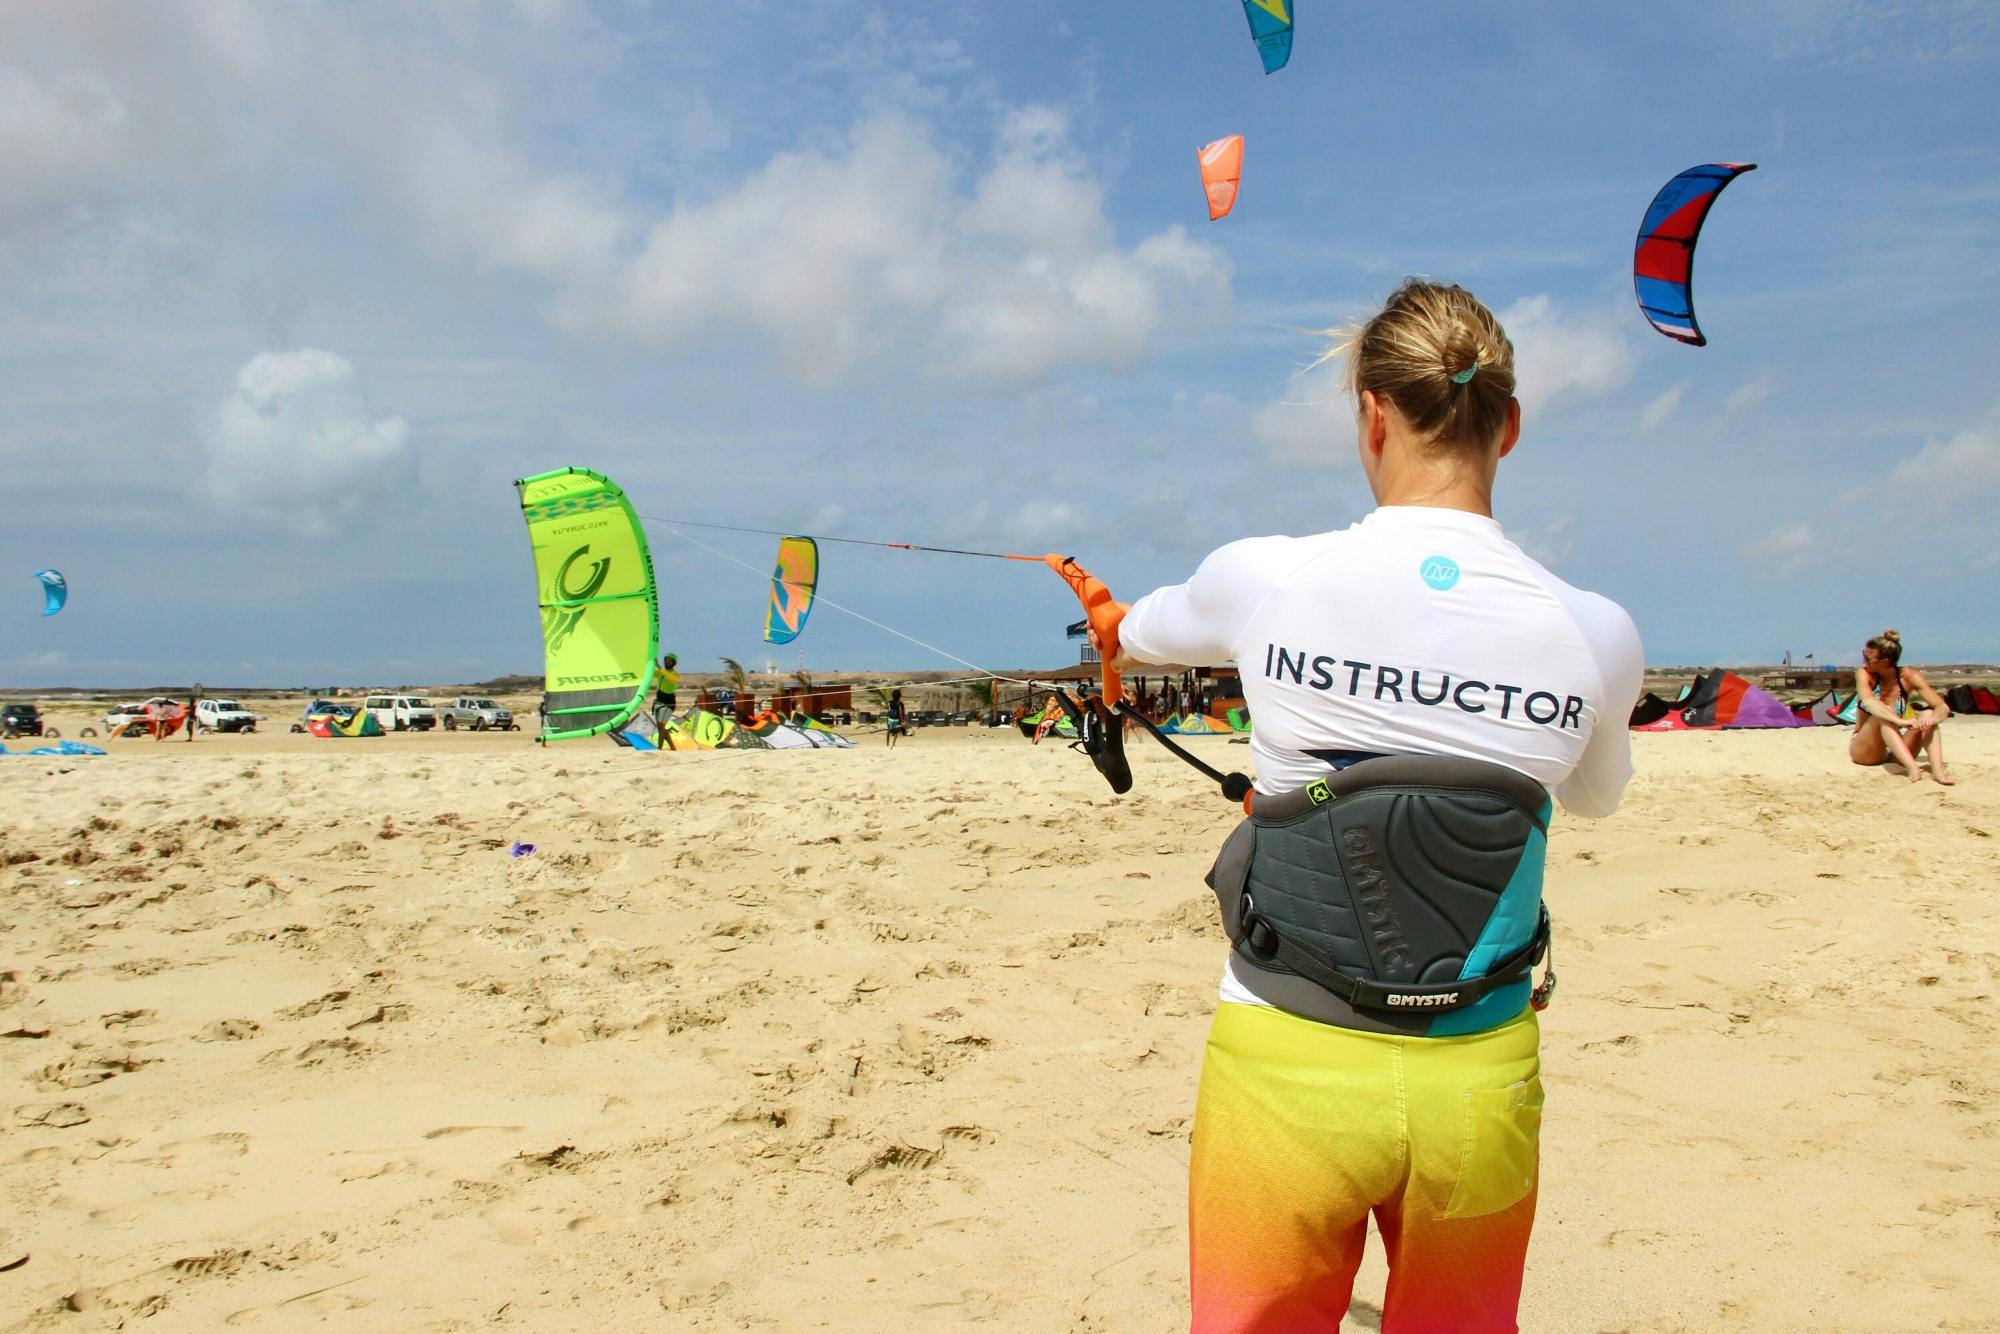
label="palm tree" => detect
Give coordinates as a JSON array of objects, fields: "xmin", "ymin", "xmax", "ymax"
[
  {"xmin": 967, "ymin": 676, "xmax": 997, "ymax": 724},
  {"xmin": 718, "ymin": 657, "xmax": 750, "ymax": 699}
]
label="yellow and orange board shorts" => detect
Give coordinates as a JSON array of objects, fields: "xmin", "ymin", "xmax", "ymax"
[{"xmin": 1189, "ymin": 1000, "xmax": 1543, "ymax": 1333}]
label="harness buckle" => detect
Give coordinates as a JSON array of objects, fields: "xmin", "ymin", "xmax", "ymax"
[
  {"xmin": 1530, "ymin": 938, "xmax": 1557, "ymax": 1011},
  {"xmin": 1239, "ymin": 894, "xmax": 1279, "ymax": 958}
]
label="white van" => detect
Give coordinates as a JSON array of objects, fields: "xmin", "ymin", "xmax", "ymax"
[{"xmin": 362, "ymin": 695, "xmax": 438, "ymax": 731}]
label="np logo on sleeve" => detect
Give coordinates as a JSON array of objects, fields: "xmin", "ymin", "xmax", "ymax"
[{"xmin": 1419, "ymin": 556, "xmax": 1460, "ymax": 591}]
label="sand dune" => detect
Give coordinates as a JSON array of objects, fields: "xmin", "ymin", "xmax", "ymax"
[{"xmin": 2, "ymin": 721, "xmax": 1996, "ymax": 1330}]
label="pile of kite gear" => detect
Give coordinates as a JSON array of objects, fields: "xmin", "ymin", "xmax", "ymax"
[
  {"xmin": 1632, "ymin": 669, "xmax": 1812, "ymax": 731},
  {"xmin": 622, "ymin": 708, "xmax": 856, "ymax": 753},
  {"xmin": 308, "ymin": 709, "xmax": 385, "ymax": 738}
]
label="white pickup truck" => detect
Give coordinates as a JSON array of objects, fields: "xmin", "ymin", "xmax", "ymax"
[
  {"xmin": 440, "ymin": 697, "xmax": 516, "ymax": 731},
  {"xmin": 195, "ymin": 698, "xmax": 260, "ymax": 733}
]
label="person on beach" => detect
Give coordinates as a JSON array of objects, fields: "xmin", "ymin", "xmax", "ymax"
[
  {"xmin": 1109, "ymin": 279, "xmax": 1643, "ymax": 1331},
  {"xmin": 185, "ymin": 683, "xmax": 201, "ymax": 741},
  {"xmin": 652, "ymin": 654, "xmax": 679, "ymax": 727},
  {"xmin": 885, "ymin": 689, "xmax": 906, "ymax": 747},
  {"xmin": 1848, "ymin": 629, "xmax": 1953, "ymax": 784}
]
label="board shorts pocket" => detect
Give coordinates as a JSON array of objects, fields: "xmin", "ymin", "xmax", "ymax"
[{"xmin": 1444, "ymin": 1075, "xmax": 1543, "ymax": 1219}]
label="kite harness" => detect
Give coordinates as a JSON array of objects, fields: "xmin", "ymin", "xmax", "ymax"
[
  {"xmin": 1205, "ymin": 756, "xmax": 1556, "ymax": 1032},
  {"xmin": 1041, "ymin": 559, "xmax": 1557, "ymax": 1025}
]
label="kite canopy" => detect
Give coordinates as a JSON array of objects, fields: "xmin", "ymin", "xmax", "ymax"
[
  {"xmin": 1241, "ymin": 0, "xmax": 1293, "ymax": 74},
  {"xmin": 1199, "ymin": 135, "xmax": 1245, "ymax": 221},
  {"xmin": 33, "ymin": 569, "xmax": 65, "ymax": 617},
  {"xmin": 309, "ymin": 709, "xmax": 385, "ymax": 738},
  {"xmin": 514, "ymin": 468, "xmax": 659, "ymax": 741},
  {"xmin": 1678, "ymin": 669, "xmax": 1809, "ymax": 729},
  {"xmin": 763, "ymin": 536, "xmax": 818, "ymax": 645},
  {"xmin": 1633, "ymin": 162, "xmax": 1756, "ymax": 346}
]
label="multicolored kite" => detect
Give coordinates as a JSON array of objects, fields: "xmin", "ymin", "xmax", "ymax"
[
  {"xmin": 33, "ymin": 569, "xmax": 65, "ymax": 617},
  {"xmin": 1199, "ymin": 135, "xmax": 1245, "ymax": 222},
  {"xmin": 1633, "ymin": 162, "xmax": 1757, "ymax": 346},
  {"xmin": 1242, "ymin": 0, "xmax": 1293, "ymax": 74},
  {"xmin": 763, "ymin": 535, "xmax": 818, "ymax": 645}
]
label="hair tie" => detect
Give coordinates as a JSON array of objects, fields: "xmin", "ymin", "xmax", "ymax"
[{"xmin": 1449, "ymin": 363, "xmax": 1478, "ymax": 385}]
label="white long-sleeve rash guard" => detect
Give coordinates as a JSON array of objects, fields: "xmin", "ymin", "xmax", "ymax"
[{"xmin": 1122, "ymin": 508, "xmax": 1643, "ymax": 813}]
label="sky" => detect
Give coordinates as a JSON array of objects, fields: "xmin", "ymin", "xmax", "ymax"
[{"xmin": 4, "ymin": 0, "xmax": 1998, "ymax": 688}]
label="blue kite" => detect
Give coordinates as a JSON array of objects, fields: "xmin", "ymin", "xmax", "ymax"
[
  {"xmin": 33, "ymin": 569, "xmax": 66, "ymax": 617},
  {"xmin": 1242, "ymin": 0, "xmax": 1293, "ymax": 74}
]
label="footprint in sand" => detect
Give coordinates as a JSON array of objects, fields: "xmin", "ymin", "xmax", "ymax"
[
  {"xmin": 276, "ymin": 989, "xmax": 352, "ymax": 1020},
  {"xmin": 223, "ymin": 1286, "xmax": 371, "ymax": 1325},
  {"xmin": 87, "ymin": 1187, "xmax": 221, "ymax": 1224},
  {"xmin": 156, "ymin": 1131, "xmax": 251, "ymax": 1165},
  {"xmin": 258, "ymin": 1037, "xmax": 367, "ymax": 1068},
  {"xmin": 193, "ymin": 1019, "xmax": 262, "ymax": 1042},
  {"xmin": 481, "ymin": 1206, "xmax": 541, "ymax": 1245},
  {"xmin": 17, "ymin": 1101, "xmax": 91, "ymax": 1128},
  {"xmin": 34, "ymin": 1053, "xmax": 148, "ymax": 1092},
  {"xmin": 336, "ymin": 1157, "xmax": 419, "ymax": 1182}
]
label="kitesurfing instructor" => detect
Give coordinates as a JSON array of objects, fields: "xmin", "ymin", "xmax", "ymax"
[{"xmin": 1108, "ymin": 280, "xmax": 1643, "ymax": 1331}]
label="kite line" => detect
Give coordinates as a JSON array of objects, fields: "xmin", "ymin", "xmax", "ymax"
[{"xmin": 645, "ymin": 518, "xmax": 1038, "ymax": 688}]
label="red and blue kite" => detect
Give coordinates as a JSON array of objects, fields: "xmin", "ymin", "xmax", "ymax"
[{"xmin": 1633, "ymin": 162, "xmax": 1756, "ymax": 346}]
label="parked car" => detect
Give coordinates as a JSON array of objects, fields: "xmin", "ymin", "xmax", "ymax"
[
  {"xmin": 290, "ymin": 699, "xmax": 357, "ymax": 733},
  {"xmin": 1, "ymin": 702, "xmax": 47, "ymax": 738},
  {"xmin": 301, "ymin": 698, "xmax": 354, "ymax": 724},
  {"xmin": 440, "ymin": 697, "xmax": 516, "ymax": 731},
  {"xmin": 194, "ymin": 698, "xmax": 260, "ymax": 733},
  {"xmin": 363, "ymin": 694, "xmax": 437, "ymax": 731}
]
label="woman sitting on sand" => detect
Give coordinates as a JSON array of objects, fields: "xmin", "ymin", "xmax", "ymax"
[{"xmin": 1849, "ymin": 629, "xmax": 1953, "ymax": 784}]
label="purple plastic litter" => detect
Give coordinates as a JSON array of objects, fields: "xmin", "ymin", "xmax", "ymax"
[{"xmin": 509, "ymin": 841, "xmax": 535, "ymax": 857}]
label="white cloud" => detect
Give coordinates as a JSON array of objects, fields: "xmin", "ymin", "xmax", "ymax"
[
  {"xmin": 1007, "ymin": 498, "xmax": 1092, "ymax": 546},
  {"xmin": 585, "ymin": 112, "xmax": 1229, "ymax": 389},
  {"xmin": 1770, "ymin": 1, "xmax": 2000, "ymax": 65},
  {"xmin": 1250, "ymin": 359, "xmax": 1355, "ymax": 469},
  {"xmin": 1888, "ymin": 405, "xmax": 2000, "ymax": 508},
  {"xmin": 1638, "ymin": 382, "xmax": 1687, "ymax": 431},
  {"xmin": 1512, "ymin": 514, "xmax": 1576, "ymax": 569},
  {"xmin": 1497, "ymin": 295, "xmax": 1636, "ymax": 422},
  {"xmin": 207, "ymin": 349, "xmax": 410, "ymax": 537},
  {"xmin": 1722, "ymin": 374, "xmax": 1775, "ymax": 418},
  {"xmin": 1250, "ymin": 296, "xmax": 1636, "ymax": 460},
  {"xmin": 5, "ymin": 13, "xmax": 1227, "ymax": 396},
  {"xmin": 1743, "ymin": 520, "xmax": 1820, "ymax": 575},
  {"xmin": 13, "ymin": 649, "xmax": 70, "ymax": 674}
]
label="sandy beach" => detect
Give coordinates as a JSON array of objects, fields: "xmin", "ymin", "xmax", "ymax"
[{"xmin": 2, "ymin": 719, "xmax": 1996, "ymax": 1331}]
